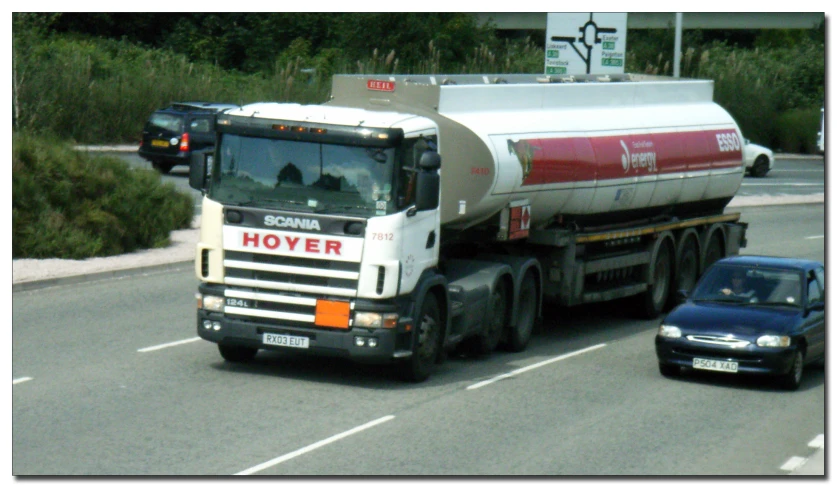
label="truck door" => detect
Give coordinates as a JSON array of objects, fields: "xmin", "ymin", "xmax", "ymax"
[{"xmin": 397, "ymin": 136, "xmax": 440, "ymax": 293}]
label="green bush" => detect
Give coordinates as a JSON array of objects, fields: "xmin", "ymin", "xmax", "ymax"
[
  {"xmin": 775, "ymin": 108, "xmax": 822, "ymax": 154},
  {"xmin": 12, "ymin": 132, "xmax": 194, "ymax": 259}
]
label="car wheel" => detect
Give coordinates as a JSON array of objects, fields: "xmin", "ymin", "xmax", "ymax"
[
  {"xmin": 659, "ymin": 363, "xmax": 680, "ymax": 377},
  {"xmin": 399, "ymin": 293, "xmax": 441, "ymax": 382},
  {"xmin": 778, "ymin": 349, "xmax": 804, "ymax": 391},
  {"xmin": 505, "ymin": 272, "xmax": 538, "ymax": 352},
  {"xmin": 152, "ymin": 161, "xmax": 174, "ymax": 174},
  {"xmin": 218, "ymin": 344, "xmax": 258, "ymax": 362},
  {"xmin": 749, "ymin": 155, "xmax": 770, "ymax": 177}
]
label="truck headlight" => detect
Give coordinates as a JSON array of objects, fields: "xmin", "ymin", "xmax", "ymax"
[
  {"xmin": 197, "ymin": 294, "xmax": 224, "ymax": 312},
  {"xmin": 756, "ymin": 335, "xmax": 791, "ymax": 348},
  {"xmin": 353, "ymin": 312, "xmax": 398, "ymax": 329},
  {"xmin": 658, "ymin": 325, "xmax": 682, "ymax": 339}
]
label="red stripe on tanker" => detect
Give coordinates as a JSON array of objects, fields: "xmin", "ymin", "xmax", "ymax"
[{"xmin": 507, "ymin": 129, "xmax": 743, "ymax": 186}]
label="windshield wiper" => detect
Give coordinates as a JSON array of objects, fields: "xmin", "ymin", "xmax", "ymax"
[
  {"xmin": 756, "ymin": 301, "xmax": 802, "ymax": 308},
  {"xmin": 313, "ymin": 204, "xmax": 371, "ymax": 214}
]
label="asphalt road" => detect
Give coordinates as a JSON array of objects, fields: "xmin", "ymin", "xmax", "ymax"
[{"xmin": 12, "ymin": 203, "xmax": 825, "ymax": 475}]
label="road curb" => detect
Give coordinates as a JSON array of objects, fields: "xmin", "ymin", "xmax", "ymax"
[{"xmin": 12, "ymin": 260, "xmax": 194, "ymax": 293}]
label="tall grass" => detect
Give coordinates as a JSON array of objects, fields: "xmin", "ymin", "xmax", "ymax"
[{"xmin": 13, "ymin": 28, "xmax": 824, "ymax": 153}]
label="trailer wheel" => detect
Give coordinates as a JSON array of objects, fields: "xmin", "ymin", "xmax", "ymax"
[
  {"xmin": 703, "ymin": 233, "xmax": 724, "ymax": 273},
  {"xmin": 399, "ymin": 293, "xmax": 441, "ymax": 382},
  {"xmin": 674, "ymin": 235, "xmax": 699, "ymax": 296},
  {"xmin": 218, "ymin": 344, "xmax": 258, "ymax": 362},
  {"xmin": 640, "ymin": 240, "xmax": 672, "ymax": 319},
  {"xmin": 505, "ymin": 272, "xmax": 537, "ymax": 352},
  {"xmin": 475, "ymin": 281, "xmax": 508, "ymax": 355}
]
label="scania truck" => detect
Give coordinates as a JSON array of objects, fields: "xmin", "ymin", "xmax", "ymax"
[{"xmin": 188, "ymin": 73, "xmax": 748, "ymax": 381}]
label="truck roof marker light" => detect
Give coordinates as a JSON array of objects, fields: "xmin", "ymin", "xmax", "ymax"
[
  {"xmin": 311, "ymin": 128, "xmax": 327, "ymax": 134},
  {"xmin": 293, "ymin": 126, "xmax": 307, "ymax": 133},
  {"xmin": 272, "ymin": 124, "xmax": 290, "ymax": 131},
  {"xmin": 377, "ymin": 133, "xmax": 389, "ymax": 140}
]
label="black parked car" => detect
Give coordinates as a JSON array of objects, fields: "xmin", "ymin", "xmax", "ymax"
[
  {"xmin": 655, "ymin": 256, "xmax": 825, "ymax": 390},
  {"xmin": 138, "ymin": 102, "xmax": 238, "ymax": 174}
]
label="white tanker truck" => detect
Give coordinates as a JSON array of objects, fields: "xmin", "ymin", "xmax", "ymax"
[{"xmin": 188, "ymin": 73, "xmax": 748, "ymax": 381}]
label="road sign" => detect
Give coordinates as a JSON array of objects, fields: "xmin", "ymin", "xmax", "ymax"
[{"xmin": 545, "ymin": 13, "xmax": 627, "ymax": 75}]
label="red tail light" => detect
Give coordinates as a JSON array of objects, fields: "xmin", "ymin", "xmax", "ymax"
[{"xmin": 180, "ymin": 133, "xmax": 190, "ymax": 152}]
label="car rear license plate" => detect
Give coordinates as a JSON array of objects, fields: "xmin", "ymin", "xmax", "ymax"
[
  {"xmin": 151, "ymin": 139, "xmax": 169, "ymax": 147},
  {"xmin": 693, "ymin": 357, "xmax": 739, "ymax": 373},
  {"xmin": 263, "ymin": 332, "xmax": 309, "ymax": 349}
]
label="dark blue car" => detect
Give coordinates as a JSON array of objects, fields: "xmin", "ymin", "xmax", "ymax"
[{"xmin": 655, "ymin": 256, "xmax": 825, "ymax": 390}]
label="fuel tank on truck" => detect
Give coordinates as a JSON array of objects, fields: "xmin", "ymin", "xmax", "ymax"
[{"xmin": 328, "ymin": 74, "xmax": 745, "ymax": 230}]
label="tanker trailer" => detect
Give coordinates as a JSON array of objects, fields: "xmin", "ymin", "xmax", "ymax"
[{"xmin": 189, "ymin": 73, "xmax": 747, "ymax": 381}]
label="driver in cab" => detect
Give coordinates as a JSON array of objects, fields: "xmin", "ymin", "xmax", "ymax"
[{"xmin": 720, "ymin": 270, "xmax": 756, "ymax": 298}]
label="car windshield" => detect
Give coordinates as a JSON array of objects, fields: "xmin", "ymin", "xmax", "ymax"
[
  {"xmin": 691, "ymin": 264, "xmax": 803, "ymax": 307},
  {"xmin": 208, "ymin": 134, "xmax": 396, "ymax": 217}
]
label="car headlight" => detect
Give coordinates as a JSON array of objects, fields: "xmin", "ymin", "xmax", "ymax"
[
  {"xmin": 658, "ymin": 325, "xmax": 682, "ymax": 339},
  {"xmin": 353, "ymin": 312, "xmax": 398, "ymax": 329},
  {"xmin": 197, "ymin": 294, "xmax": 224, "ymax": 312},
  {"xmin": 756, "ymin": 335, "xmax": 791, "ymax": 348}
]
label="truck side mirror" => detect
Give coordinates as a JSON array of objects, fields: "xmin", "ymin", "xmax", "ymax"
[
  {"xmin": 189, "ymin": 150, "xmax": 213, "ymax": 191},
  {"xmin": 414, "ymin": 152, "xmax": 441, "ymax": 212}
]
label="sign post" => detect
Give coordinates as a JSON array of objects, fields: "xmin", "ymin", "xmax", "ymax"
[{"xmin": 545, "ymin": 13, "xmax": 628, "ymax": 75}]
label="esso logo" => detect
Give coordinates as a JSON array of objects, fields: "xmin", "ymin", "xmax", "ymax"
[{"xmin": 716, "ymin": 132, "xmax": 741, "ymax": 152}]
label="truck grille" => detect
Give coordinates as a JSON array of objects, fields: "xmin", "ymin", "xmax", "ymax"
[{"xmin": 222, "ymin": 250, "xmax": 360, "ymax": 325}]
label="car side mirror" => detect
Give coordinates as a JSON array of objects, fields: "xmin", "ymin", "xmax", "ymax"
[
  {"xmin": 189, "ymin": 150, "xmax": 213, "ymax": 191},
  {"xmin": 676, "ymin": 289, "xmax": 689, "ymax": 304}
]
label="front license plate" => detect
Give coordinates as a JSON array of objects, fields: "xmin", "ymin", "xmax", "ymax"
[
  {"xmin": 693, "ymin": 357, "xmax": 739, "ymax": 373},
  {"xmin": 263, "ymin": 332, "xmax": 309, "ymax": 349},
  {"xmin": 151, "ymin": 139, "xmax": 169, "ymax": 147}
]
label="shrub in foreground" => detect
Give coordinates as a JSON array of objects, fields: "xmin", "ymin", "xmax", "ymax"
[{"xmin": 13, "ymin": 132, "xmax": 194, "ymax": 259}]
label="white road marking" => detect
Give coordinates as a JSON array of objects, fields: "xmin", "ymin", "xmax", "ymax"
[
  {"xmin": 467, "ymin": 343, "xmax": 607, "ymax": 390},
  {"xmin": 809, "ymin": 434, "xmax": 825, "ymax": 449},
  {"xmin": 137, "ymin": 337, "xmax": 202, "ymax": 353},
  {"xmin": 235, "ymin": 415, "xmax": 395, "ymax": 475},
  {"xmin": 780, "ymin": 456, "xmax": 808, "ymax": 472},
  {"xmin": 13, "ymin": 377, "xmax": 33, "ymax": 385},
  {"xmin": 805, "ymin": 235, "xmax": 824, "ymax": 240}
]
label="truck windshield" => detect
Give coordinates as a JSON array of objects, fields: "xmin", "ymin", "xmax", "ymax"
[{"xmin": 209, "ymin": 134, "xmax": 396, "ymax": 217}]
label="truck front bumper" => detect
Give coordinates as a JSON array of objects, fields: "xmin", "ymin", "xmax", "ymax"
[{"xmin": 197, "ymin": 310, "xmax": 413, "ymax": 364}]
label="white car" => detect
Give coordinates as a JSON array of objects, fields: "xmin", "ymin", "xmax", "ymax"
[{"xmin": 743, "ymin": 139, "xmax": 774, "ymax": 177}]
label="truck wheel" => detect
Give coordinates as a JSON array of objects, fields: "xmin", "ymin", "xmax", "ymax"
[
  {"xmin": 399, "ymin": 294, "xmax": 441, "ymax": 382},
  {"xmin": 778, "ymin": 349, "xmax": 805, "ymax": 391},
  {"xmin": 640, "ymin": 241, "xmax": 672, "ymax": 319},
  {"xmin": 750, "ymin": 155, "xmax": 770, "ymax": 177},
  {"xmin": 218, "ymin": 344, "xmax": 258, "ymax": 362},
  {"xmin": 475, "ymin": 281, "xmax": 508, "ymax": 355},
  {"xmin": 152, "ymin": 161, "xmax": 174, "ymax": 174},
  {"xmin": 506, "ymin": 272, "xmax": 537, "ymax": 352}
]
